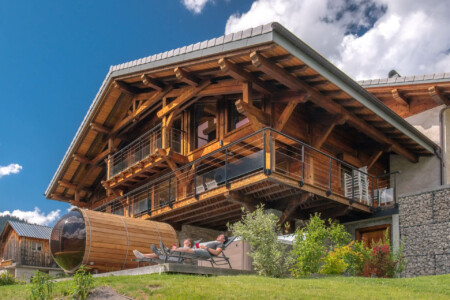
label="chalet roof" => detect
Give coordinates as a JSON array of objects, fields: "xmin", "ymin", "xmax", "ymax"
[
  {"xmin": 5, "ymin": 221, "xmax": 52, "ymax": 240},
  {"xmin": 358, "ymin": 72, "xmax": 450, "ymax": 88},
  {"xmin": 45, "ymin": 22, "xmax": 441, "ymax": 201}
]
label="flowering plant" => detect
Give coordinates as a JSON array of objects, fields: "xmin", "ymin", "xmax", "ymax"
[{"xmin": 364, "ymin": 230, "xmax": 407, "ymax": 278}]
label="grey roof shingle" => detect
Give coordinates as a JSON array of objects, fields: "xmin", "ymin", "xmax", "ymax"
[
  {"xmin": 358, "ymin": 72, "xmax": 450, "ymax": 87},
  {"xmin": 8, "ymin": 221, "xmax": 52, "ymax": 240},
  {"xmin": 109, "ymin": 23, "xmax": 276, "ymax": 73}
]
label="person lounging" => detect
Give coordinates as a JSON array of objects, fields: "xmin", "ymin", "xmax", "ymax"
[
  {"xmin": 133, "ymin": 238, "xmax": 193, "ymax": 259},
  {"xmin": 172, "ymin": 233, "xmax": 228, "ymax": 258}
]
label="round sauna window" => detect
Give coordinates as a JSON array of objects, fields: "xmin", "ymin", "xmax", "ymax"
[{"xmin": 50, "ymin": 210, "xmax": 86, "ymax": 271}]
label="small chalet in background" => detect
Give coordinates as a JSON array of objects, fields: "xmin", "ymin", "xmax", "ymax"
[{"xmin": 0, "ymin": 221, "xmax": 63, "ymax": 282}]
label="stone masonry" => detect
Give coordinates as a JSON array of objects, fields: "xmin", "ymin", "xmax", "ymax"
[{"xmin": 398, "ymin": 186, "xmax": 450, "ymax": 277}]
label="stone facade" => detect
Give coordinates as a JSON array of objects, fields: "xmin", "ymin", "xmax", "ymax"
[{"xmin": 398, "ymin": 186, "xmax": 450, "ymax": 277}]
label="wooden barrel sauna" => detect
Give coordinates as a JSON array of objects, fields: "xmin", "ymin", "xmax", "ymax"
[{"xmin": 50, "ymin": 208, "xmax": 178, "ymax": 273}]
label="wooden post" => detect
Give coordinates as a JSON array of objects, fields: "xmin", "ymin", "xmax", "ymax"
[{"xmin": 243, "ymin": 82, "xmax": 253, "ymax": 105}]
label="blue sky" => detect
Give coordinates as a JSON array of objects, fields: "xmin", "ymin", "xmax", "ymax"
[{"xmin": 1, "ymin": 0, "xmax": 449, "ymax": 225}]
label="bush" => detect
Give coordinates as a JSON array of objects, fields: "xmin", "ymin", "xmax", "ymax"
[
  {"xmin": 228, "ymin": 205, "xmax": 292, "ymax": 277},
  {"xmin": 364, "ymin": 230, "xmax": 407, "ymax": 278},
  {"xmin": 290, "ymin": 213, "xmax": 351, "ymax": 277},
  {"xmin": 29, "ymin": 271, "xmax": 53, "ymax": 300},
  {"xmin": 345, "ymin": 240, "xmax": 371, "ymax": 276},
  {"xmin": 0, "ymin": 272, "xmax": 16, "ymax": 286},
  {"xmin": 66, "ymin": 265, "xmax": 94, "ymax": 300},
  {"xmin": 319, "ymin": 246, "xmax": 348, "ymax": 275}
]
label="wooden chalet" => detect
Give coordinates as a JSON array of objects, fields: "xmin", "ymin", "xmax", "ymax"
[
  {"xmin": 0, "ymin": 221, "xmax": 61, "ymax": 280},
  {"xmin": 45, "ymin": 23, "xmax": 439, "ymax": 231}
]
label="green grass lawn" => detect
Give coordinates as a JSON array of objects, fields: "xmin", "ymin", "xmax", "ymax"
[{"xmin": 1, "ymin": 274, "xmax": 449, "ymax": 299}]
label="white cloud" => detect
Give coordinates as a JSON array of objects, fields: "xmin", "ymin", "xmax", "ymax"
[
  {"xmin": 0, "ymin": 163, "xmax": 22, "ymax": 178},
  {"xmin": 224, "ymin": 0, "xmax": 450, "ymax": 80},
  {"xmin": 182, "ymin": 0, "xmax": 212, "ymax": 14},
  {"xmin": 0, "ymin": 207, "xmax": 61, "ymax": 226}
]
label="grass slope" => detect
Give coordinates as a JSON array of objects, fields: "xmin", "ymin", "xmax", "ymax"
[{"xmin": 1, "ymin": 274, "xmax": 449, "ymax": 299}]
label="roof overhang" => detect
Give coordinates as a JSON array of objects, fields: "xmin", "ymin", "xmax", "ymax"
[{"xmin": 45, "ymin": 22, "xmax": 440, "ymax": 201}]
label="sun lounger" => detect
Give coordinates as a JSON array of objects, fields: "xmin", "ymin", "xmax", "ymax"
[{"xmin": 165, "ymin": 237, "xmax": 236, "ymax": 268}]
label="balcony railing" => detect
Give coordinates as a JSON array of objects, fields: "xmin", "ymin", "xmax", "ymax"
[
  {"xmin": 97, "ymin": 128, "xmax": 398, "ymax": 217},
  {"xmin": 107, "ymin": 125, "xmax": 185, "ymax": 179}
]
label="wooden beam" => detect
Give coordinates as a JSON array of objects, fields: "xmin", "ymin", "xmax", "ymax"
[
  {"xmin": 242, "ymin": 81, "xmax": 253, "ymax": 105},
  {"xmin": 114, "ymin": 80, "xmax": 139, "ymax": 95},
  {"xmin": 157, "ymin": 80, "xmax": 211, "ymax": 118},
  {"xmin": 275, "ymin": 94, "xmax": 309, "ymax": 131},
  {"xmin": 225, "ymin": 191, "xmax": 259, "ymax": 212},
  {"xmin": 278, "ymin": 193, "xmax": 311, "ymax": 225},
  {"xmin": 90, "ymin": 122, "xmax": 110, "ymax": 135},
  {"xmin": 250, "ymin": 51, "xmax": 418, "ymax": 163},
  {"xmin": 337, "ymin": 152, "xmax": 363, "ymax": 168},
  {"xmin": 141, "ymin": 74, "xmax": 164, "ymax": 91},
  {"xmin": 174, "ymin": 67, "xmax": 200, "ymax": 86},
  {"xmin": 58, "ymin": 180, "xmax": 77, "ymax": 191},
  {"xmin": 391, "ymin": 89, "xmax": 409, "ymax": 106},
  {"xmin": 235, "ymin": 99, "xmax": 270, "ymax": 130},
  {"xmin": 111, "ymin": 85, "xmax": 173, "ymax": 135},
  {"xmin": 311, "ymin": 114, "xmax": 348, "ymax": 149},
  {"xmin": 218, "ymin": 58, "xmax": 272, "ymax": 94},
  {"xmin": 73, "ymin": 154, "xmax": 92, "ymax": 165},
  {"xmin": 428, "ymin": 86, "xmax": 450, "ymax": 106},
  {"xmin": 365, "ymin": 150, "xmax": 383, "ymax": 170},
  {"xmin": 50, "ymin": 193, "xmax": 73, "ymax": 202}
]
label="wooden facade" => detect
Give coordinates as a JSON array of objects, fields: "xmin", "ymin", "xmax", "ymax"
[
  {"xmin": 45, "ymin": 23, "xmax": 439, "ymax": 230},
  {"xmin": 0, "ymin": 222, "xmax": 57, "ymax": 269}
]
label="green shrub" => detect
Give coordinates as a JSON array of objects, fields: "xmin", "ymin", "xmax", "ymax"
[
  {"xmin": 319, "ymin": 246, "xmax": 348, "ymax": 275},
  {"xmin": 29, "ymin": 271, "xmax": 53, "ymax": 300},
  {"xmin": 0, "ymin": 272, "xmax": 16, "ymax": 286},
  {"xmin": 345, "ymin": 240, "xmax": 371, "ymax": 276},
  {"xmin": 66, "ymin": 265, "xmax": 94, "ymax": 300},
  {"xmin": 228, "ymin": 205, "xmax": 292, "ymax": 277},
  {"xmin": 290, "ymin": 213, "xmax": 351, "ymax": 277},
  {"xmin": 365, "ymin": 230, "xmax": 407, "ymax": 278}
]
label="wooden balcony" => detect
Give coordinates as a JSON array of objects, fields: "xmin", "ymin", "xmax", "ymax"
[
  {"xmin": 103, "ymin": 125, "xmax": 186, "ymax": 190},
  {"xmin": 95, "ymin": 128, "xmax": 398, "ymax": 229}
]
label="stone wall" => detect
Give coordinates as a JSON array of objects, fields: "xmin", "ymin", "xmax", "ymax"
[{"xmin": 398, "ymin": 186, "xmax": 450, "ymax": 277}]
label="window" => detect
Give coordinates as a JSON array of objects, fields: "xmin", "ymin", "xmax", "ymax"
[
  {"xmin": 193, "ymin": 101, "xmax": 217, "ymax": 148},
  {"xmin": 170, "ymin": 117, "xmax": 183, "ymax": 154},
  {"xmin": 32, "ymin": 242, "xmax": 42, "ymax": 252}
]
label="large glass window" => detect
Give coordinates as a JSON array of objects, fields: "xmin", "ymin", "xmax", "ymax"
[
  {"xmin": 50, "ymin": 210, "xmax": 86, "ymax": 272},
  {"xmin": 194, "ymin": 101, "xmax": 217, "ymax": 148}
]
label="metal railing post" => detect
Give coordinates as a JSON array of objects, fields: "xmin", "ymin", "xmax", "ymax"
[
  {"xmin": 168, "ymin": 176, "xmax": 173, "ymax": 208},
  {"xmin": 326, "ymin": 158, "xmax": 332, "ymax": 196},
  {"xmin": 147, "ymin": 186, "xmax": 151, "ymax": 216},
  {"xmin": 269, "ymin": 130, "xmax": 274, "ymax": 173},
  {"xmin": 393, "ymin": 173, "xmax": 398, "ymax": 207},
  {"xmin": 299, "ymin": 145, "xmax": 305, "ymax": 187},
  {"xmin": 371, "ymin": 176, "xmax": 375, "ymax": 210},
  {"xmin": 194, "ymin": 163, "xmax": 198, "ymax": 199},
  {"xmin": 350, "ymin": 169, "xmax": 355, "ymax": 204},
  {"xmin": 263, "ymin": 130, "xmax": 267, "ymax": 172},
  {"xmin": 376, "ymin": 178, "xmax": 380, "ymax": 207},
  {"xmin": 225, "ymin": 148, "xmax": 229, "ymax": 188}
]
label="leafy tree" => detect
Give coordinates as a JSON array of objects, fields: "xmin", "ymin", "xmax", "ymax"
[
  {"xmin": 228, "ymin": 205, "xmax": 292, "ymax": 277},
  {"xmin": 290, "ymin": 213, "xmax": 351, "ymax": 277}
]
